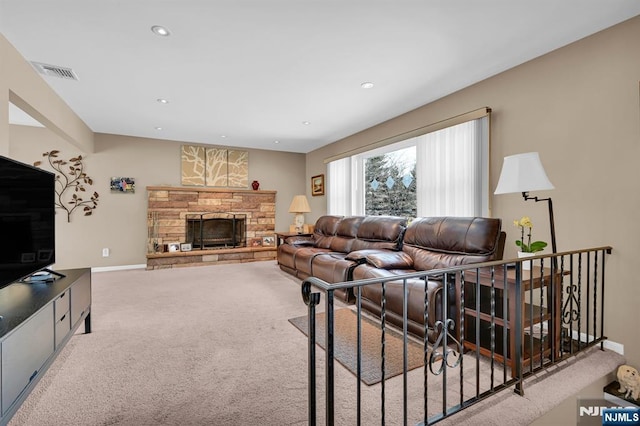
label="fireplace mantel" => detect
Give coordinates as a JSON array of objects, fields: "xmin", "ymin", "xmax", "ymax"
[
  {"xmin": 147, "ymin": 186, "xmax": 276, "ymax": 195},
  {"xmin": 146, "ymin": 186, "xmax": 276, "ymax": 269}
]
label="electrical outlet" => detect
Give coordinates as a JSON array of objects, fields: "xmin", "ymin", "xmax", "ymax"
[{"xmin": 102, "ymin": 248, "xmax": 110, "ymax": 257}]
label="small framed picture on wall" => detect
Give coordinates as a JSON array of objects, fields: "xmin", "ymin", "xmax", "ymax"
[
  {"xmin": 311, "ymin": 174, "xmax": 324, "ymax": 196},
  {"xmin": 110, "ymin": 176, "xmax": 136, "ymax": 194}
]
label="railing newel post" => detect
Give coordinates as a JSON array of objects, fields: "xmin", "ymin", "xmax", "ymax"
[
  {"xmin": 403, "ymin": 277, "xmax": 409, "ymax": 425},
  {"xmin": 301, "ymin": 280, "xmax": 321, "ymax": 426},
  {"xmin": 326, "ymin": 289, "xmax": 335, "ymax": 425},
  {"xmin": 356, "ymin": 284, "xmax": 362, "ymax": 425},
  {"xmin": 600, "ymin": 249, "xmax": 608, "ymax": 350},
  {"xmin": 514, "ymin": 263, "xmax": 524, "ymax": 395}
]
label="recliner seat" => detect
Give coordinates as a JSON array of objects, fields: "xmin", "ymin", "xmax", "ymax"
[{"xmin": 352, "ymin": 217, "xmax": 504, "ymax": 342}]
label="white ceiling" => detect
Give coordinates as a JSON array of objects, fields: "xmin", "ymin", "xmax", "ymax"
[{"xmin": 2, "ymin": 1, "xmax": 640, "ymax": 154}]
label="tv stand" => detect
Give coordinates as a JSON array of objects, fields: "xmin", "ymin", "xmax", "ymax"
[{"xmin": 0, "ymin": 268, "xmax": 91, "ymax": 426}]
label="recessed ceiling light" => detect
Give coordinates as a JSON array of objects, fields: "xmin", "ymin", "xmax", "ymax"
[
  {"xmin": 274, "ymin": 140, "xmax": 280, "ymax": 144},
  {"xmin": 155, "ymin": 127, "xmax": 163, "ymax": 131},
  {"xmin": 157, "ymin": 98, "xmax": 168, "ymax": 104},
  {"xmin": 302, "ymin": 121, "xmax": 311, "ymax": 125},
  {"xmin": 151, "ymin": 25, "xmax": 170, "ymax": 36},
  {"xmin": 220, "ymin": 135, "xmax": 227, "ymax": 138},
  {"xmin": 361, "ymin": 82, "xmax": 374, "ymax": 89}
]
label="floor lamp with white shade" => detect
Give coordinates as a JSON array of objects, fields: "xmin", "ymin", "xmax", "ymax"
[{"xmin": 494, "ymin": 152, "xmax": 557, "ymax": 255}]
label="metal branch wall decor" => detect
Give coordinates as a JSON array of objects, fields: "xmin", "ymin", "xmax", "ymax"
[{"xmin": 34, "ymin": 150, "xmax": 100, "ymax": 222}]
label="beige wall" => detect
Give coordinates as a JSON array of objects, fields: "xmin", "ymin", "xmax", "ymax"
[
  {"xmin": 308, "ymin": 16, "xmax": 640, "ymax": 367},
  {"xmin": 0, "ymin": 34, "xmax": 93, "ymax": 153},
  {"xmin": 8, "ymin": 126, "xmax": 306, "ymax": 268}
]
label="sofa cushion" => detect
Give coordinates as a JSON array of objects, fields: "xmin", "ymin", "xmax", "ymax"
[
  {"xmin": 364, "ymin": 251, "xmax": 413, "ymax": 269},
  {"xmin": 351, "ymin": 215, "xmax": 407, "ymax": 251},
  {"xmin": 328, "ymin": 216, "xmax": 364, "ymax": 253},
  {"xmin": 293, "ymin": 247, "xmax": 333, "ymax": 276},
  {"xmin": 403, "ymin": 217, "xmax": 501, "ymax": 271},
  {"xmin": 312, "ymin": 215, "xmax": 343, "ymax": 249},
  {"xmin": 404, "ymin": 217, "xmax": 501, "ymax": 255},
  {"xmin": 310, "ymin": 253, "xmax": 352, "ymax": 282}
]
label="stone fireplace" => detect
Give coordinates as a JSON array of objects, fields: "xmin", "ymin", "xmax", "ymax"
[{"xmin": 146, "ymin": 186, "xmax": 276, "ymax": 269}]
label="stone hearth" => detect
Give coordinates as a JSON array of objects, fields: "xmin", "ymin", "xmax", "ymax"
[{"xmin": 146, "ymin": 186, "xmax": 276, "ymax": 269}]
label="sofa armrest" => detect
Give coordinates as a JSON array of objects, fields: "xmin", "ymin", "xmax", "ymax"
[
  {"xmin": 285, "ymin": 236, "xmax": 315, "ymax": 247},
  {"xmin": 345, "ymin": 249, "xmax": 388, "ymax": 263},
  {"xmin": 424, "ymin": 276, "xmax": 458, "ymax": 331},
  {"xmin": 365, "ymin": 251, "xmax": 414, "ymax": 270}
]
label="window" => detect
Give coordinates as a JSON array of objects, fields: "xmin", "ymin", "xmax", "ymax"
[
  {"xmin": 364, "ymin": 146, "xmax": 416, "ymax": 217},
  {"xmin": 327, "ymin": 112, "xmax": 489, "ymax": 219}
]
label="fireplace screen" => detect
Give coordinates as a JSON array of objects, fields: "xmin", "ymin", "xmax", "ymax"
[{"xmin": 185, "ymin": 213, "xmax": 246, "ymax": 249}]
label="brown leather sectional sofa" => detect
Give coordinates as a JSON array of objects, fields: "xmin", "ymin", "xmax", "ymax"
[
  {"xmin": 277, "ymin": 215, "xmax": 504, "ymax": 342},
  {"xmin": 277, "ymin": 215, "xmax": 407, "ymax": 301}
]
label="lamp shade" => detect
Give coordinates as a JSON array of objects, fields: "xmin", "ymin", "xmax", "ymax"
[
  {"xmin": 288, "ymin": 195, "xmax": 311, "ymax": 213},
  {"xmin": 494, "ymin": 152, "xmax": 554, "ymax": 195}
]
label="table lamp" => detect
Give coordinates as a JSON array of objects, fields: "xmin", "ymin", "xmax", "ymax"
[
  {"xmin": 288, "ymin": 195, "xmax": 311, "ymax": 233},
  {"xmin": 494, "ymin": 152, "xmax": 557, "ymax": 254}
]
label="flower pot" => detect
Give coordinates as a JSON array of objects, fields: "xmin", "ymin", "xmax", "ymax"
[{"xmin": 518, "ymin": 251, "xmax": 535, "ymax": 270}]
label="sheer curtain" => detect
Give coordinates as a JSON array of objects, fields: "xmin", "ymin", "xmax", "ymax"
[
  {"xmin": 327, "ymin": 157, "xmax": 352, "ymax": 216},
  {"xmin": 415, "ymin": 118, "xmax": 486, "ymax": 216},
  {"xmin": 328, "ymin": 115, "xmax": 489, "ymax": 218}
]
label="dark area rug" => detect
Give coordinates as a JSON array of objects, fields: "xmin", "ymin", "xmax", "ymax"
[{"xmin": 288, "ymin": 309, "xmax": 426, "ymax": 385}]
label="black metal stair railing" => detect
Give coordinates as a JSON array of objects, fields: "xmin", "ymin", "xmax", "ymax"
[{"xmin": 301, "ymin": 246, "xmax": 612, "ymax": 425}]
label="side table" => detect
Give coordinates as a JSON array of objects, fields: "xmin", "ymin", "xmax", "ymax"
[{"xmin": 462, "ymin": 266, "xmax": 566, "ymax": 376}]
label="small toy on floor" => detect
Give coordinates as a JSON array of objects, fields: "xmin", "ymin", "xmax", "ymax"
[{"xmin": 617, "ymin": 364, "xmax": 640, "ymax": 401}]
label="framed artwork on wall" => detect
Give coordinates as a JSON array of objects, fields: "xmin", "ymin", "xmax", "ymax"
[
  {"xmin": 181, "ymin": 145, "xmax": 206, "ymax": 186},
  {"xmin": 181, "ymin": 145, "xmax": 249, "ymax": 188},
  {"xmin": 110, "ymin": 177, "xmax": 136, "ymax": 193},
  {"xmin": 311, "ymin": 174, "xmax": 324, "ymax": 196}
]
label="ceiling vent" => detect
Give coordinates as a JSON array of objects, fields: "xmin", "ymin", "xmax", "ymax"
[{"xmin": 31, "ymin": 61, "xmax": 79, "ymax": 80}]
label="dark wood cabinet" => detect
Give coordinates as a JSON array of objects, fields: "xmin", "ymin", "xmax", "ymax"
[{"xmin": 462, "ymin": 267, "xmax": 563, "ymax": 376}]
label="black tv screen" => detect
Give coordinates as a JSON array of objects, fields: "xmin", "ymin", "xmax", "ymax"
[{"xmin": 0, "ymin": 155, "xmax": 56, "ymax": 289}]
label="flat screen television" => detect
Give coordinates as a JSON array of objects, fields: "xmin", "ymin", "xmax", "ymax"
[{"xmin": 0, "ymin": 155, "xmax": 56, "ymax": 289}]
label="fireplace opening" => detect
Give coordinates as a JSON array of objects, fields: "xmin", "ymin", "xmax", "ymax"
[{"xmin": 185, "ymin": 213, "xmax": 246, "ymax": 249}]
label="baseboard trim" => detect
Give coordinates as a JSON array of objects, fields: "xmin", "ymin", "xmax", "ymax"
[
  {"xmin": 602, "ymin": 339, "xmax": 624, "ymax": 355},
  {"xmin": 568, "ymin": 328, "xmax": 624, "ymax": 355},
  {"xmin": 91, "ymin": 264, "xmax": 147, "ymax": 273}
]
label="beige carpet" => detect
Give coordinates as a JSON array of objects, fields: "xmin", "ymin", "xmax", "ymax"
[
  {"xmin": 7, "ymin": 261, "xmax": 625, "ymax": 425},
  {"xmin": 289, "ymin": 309, "xmax": 425, "ymax": 385}
]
